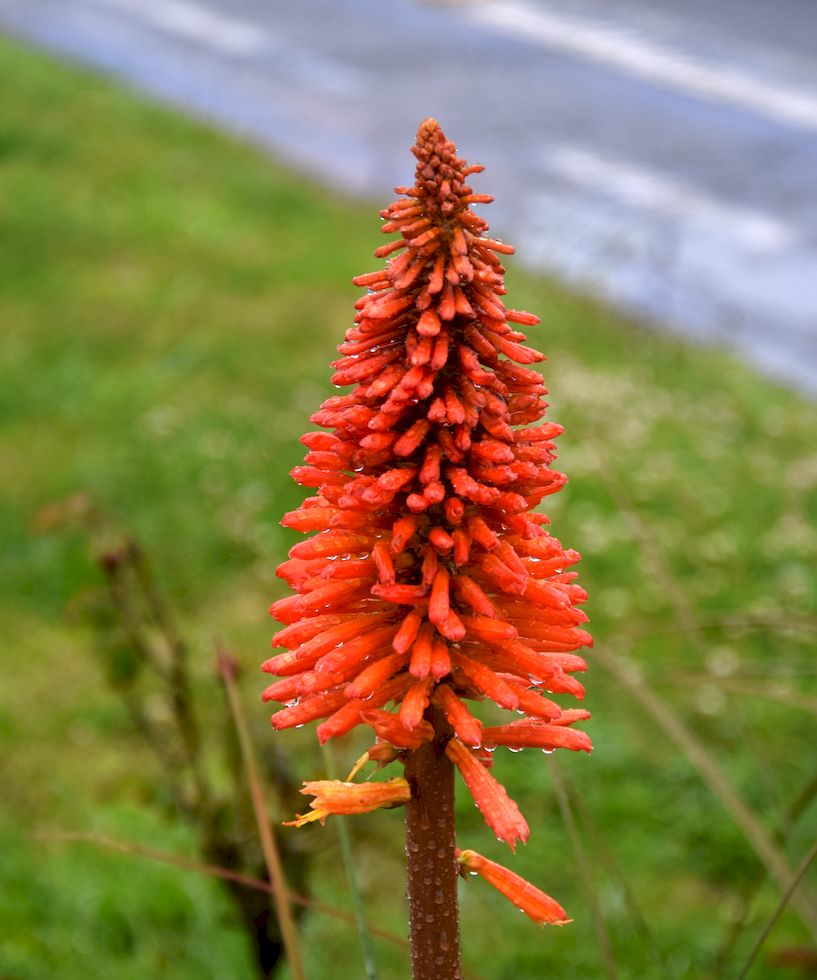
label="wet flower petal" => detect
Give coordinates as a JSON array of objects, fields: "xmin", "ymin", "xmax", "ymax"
[
  {"xmin": 456, "ymin": 849, "xmax": 571, "ymax": 926},
  {"xmin": 285, "ymin": 777, "xmax": 412, "ymax": 827},
  {"xmin": 446, "ymin": 738, "xmax": 529, "ymax": 850}
]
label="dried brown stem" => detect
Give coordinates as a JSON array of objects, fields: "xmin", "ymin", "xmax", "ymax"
[
  {"xmin": 217, "ymin": 645, "xmax": 305, "ymax": 980},
  {"xmin": 404, "ymin": 708, "xmax": 461, "ymax": 980}
]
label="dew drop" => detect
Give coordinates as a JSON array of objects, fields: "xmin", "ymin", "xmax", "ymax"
[
  {"xmin": 425, "ymin": 913, "xmax": 435, "ymax": 923},
  {"xmin": 294, "ymin": 723, "xmax": 305, "ymax": 729},
  {"xmin": 469, "ymin": 871, "xmax": 478, "ymax": 877},
  {"xmin": 541, "ymin": 748, "xmax": 555, "ymax": 755},
  {"xmin": 509, "ymin": 747, "xmax": 524, "ymax": 753}
]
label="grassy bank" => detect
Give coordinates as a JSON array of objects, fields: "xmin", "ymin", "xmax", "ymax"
[{"xmin": 1, "ymin": 35, "xmax": 816, "ymax": 980}]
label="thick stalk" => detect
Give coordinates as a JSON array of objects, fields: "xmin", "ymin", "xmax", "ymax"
[{"xmin": 404, "ymin": 708, "xmax": 461, "ymax": 980}]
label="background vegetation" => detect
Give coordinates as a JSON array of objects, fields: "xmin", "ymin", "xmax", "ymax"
[{"xmin": 1, "ymin": 37, "xmax": 816, "ymax": 979}]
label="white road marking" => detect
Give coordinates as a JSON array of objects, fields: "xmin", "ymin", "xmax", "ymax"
[
  {"xmin": 467, "ymin": 0, "xmax": 817, "ymax": 131},
  {"xmin": 540, "ymin": 144, "xmax": 796, "ymax": 251},
  {"xmin": 90, "ymin": 0, "xmax": 268, "ymax": 56},
  {"xmin": 87, "ymin": 0, "xmax": 365, "ymax": 92}
]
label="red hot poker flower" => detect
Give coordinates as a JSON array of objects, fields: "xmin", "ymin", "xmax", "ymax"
[
  {"xmin": 265, "ymin": 114, "xmax": 591, "ymax": 820},
  {"xmin": 263, "ymin": 119, "xmax": 591, "ymax": 950}
]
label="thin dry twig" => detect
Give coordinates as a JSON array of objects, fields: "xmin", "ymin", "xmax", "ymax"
[
  {"xmin": 33, "ymin": 830, "xmax": 409, "ymax": 949},
  {"xmin": 712, "ymin": 765, "xmax": 817, "ymax": 974},
  {"xmin": 661, "ymin": 674, "xmax": 817, "ymax": 717},
  {"xmin": 320, "ymin": 742, "xmax": 379, "ymax": 980},
  {"xmin": 736, "ymin": 838, "xmax": 817, "ymax": 980},
  {"xmin": 548, "ymin": 759, "xmax": 618, "ymax": 979},
  {"xmin": 217, "ymin": 644, "xmax": 306, "ymax": 980},
  {"xmin": 622, "ymin": 612, "xmax": 817, "ymax": 644}
]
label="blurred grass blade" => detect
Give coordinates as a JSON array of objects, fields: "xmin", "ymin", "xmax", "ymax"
[
  {"xmin": 712, "ymin": 768, "xmax": 817, "ymax": 973},
  {"xmin": 596, "ymin": 645, "xmax": 817, "ymax": 940},
  {"xmin": 548, "ymin": 758, "xmax": 618, "ymax": 979},
  {"xmin": 588, "ymin": 443, "xmax": 701, "ymax": 639},
  {"xmin": 562, "ymin": 768, "xmax": 663, "ymax": 972},
  {"xmin": 34, "ymin": 830, "xmax": 410, "ymax": 948},
  {"xmin": 736, "ymin": 837, "xmax": 817, "ymax": 979},
  {"xmin": 217, "ymin": 644, "xmax": 306, "ymax": 980},
  {"xmin": 321, "ymin": 742, "xmax": 379, "ymax": 980}
]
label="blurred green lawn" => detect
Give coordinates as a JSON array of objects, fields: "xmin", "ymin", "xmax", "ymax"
[{"xmin": 2, "ymin": 35, "xmax": 816, "ymax": 980}]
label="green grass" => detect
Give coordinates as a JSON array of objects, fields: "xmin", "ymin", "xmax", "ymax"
[{"xmin": 2, "ymin": 35, "xmax": 817, "ymax": 980}]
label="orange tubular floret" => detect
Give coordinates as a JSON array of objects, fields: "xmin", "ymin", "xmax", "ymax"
[
  {"xmin": 456, "ymin": 849, "xmax": 571, "ymax": 926},
  {"xmin": 345, "ymin": 651, "xmax": 407, "ymax": 700},
  {"xmin": 446, "ymin": 739, "xmax": 529, "ymax": 850},
  {"xmin": 482, "ymin": 719, "xmax": 593, "ymax": 753},
  {"xmin": 399, "ymin": 676, "xmax": 435, "ymax": 730},
  {"xmin": 361, "ymin": 709, "xmax": 434, "ymax": 748},
  {"xmin": 433, "ymin": 685, "xmax": 483, "ymax": 747},
  {"xmin": 287, "ymin": 777, "xmax": 412, "ymax": 825}
]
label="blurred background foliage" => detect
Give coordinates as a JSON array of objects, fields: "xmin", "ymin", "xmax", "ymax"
[{"xmin": 1, "ymin": 37, "xmax": 816, "ymax": 980}]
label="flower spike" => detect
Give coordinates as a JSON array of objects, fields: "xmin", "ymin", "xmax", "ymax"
[{"xmin": 263, "ymin": 118, "xmax": 592, "ymax": 941}]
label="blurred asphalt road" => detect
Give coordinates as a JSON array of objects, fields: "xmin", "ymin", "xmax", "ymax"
[{"xmin": 2, "ymin": 0, "xmax": 817, "ymax": 390}]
